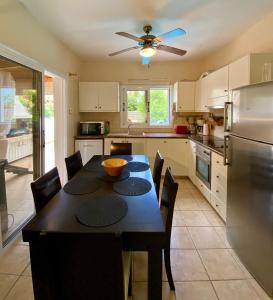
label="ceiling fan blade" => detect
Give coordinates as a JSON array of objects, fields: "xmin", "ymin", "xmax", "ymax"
[
  {"xmin": 109, "ymin": 46, "xmax": 140, "ymax": 56},
  {"xmin": 154, "ymin": 28, "xmax": 186, "ymax": 42},
  {"xmin": 115, "ymin": 32, "xmax": 143, "ymax": 42},
  {"xmin": 142, "ymin": 57, "xmax": 150, "ymax": 65},
  {"xmin": 157, "ymin": 44, "xmax": 187, "ymax": 56}
]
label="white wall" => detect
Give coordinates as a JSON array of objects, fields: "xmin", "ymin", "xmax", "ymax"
[{"xmin": 0, "ymin": 0, "xmax": 81, "ymax": 154}]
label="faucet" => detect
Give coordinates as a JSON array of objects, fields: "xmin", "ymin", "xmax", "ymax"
[{"xmin": 127, "ymin": 123, "xmax": 133, "ymax": 135}]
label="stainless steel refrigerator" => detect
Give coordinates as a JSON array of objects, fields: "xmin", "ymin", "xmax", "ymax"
[{"xmin": 225, "ymin": 81, "xmax": 273, "ymax": 296}]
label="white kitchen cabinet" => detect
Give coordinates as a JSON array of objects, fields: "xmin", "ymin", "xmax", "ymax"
[
  {"xmin": 173, "ymin": 81, "xmax": 195, "ymax": 112},
  {"xmin": 207, "ymin": 65, "xmax": 229, "ymax": 107},
  {"xmin": 229, "ymin": 53, "xmax": 273, "ymax": 90},
  {"xmin": 211, "ymin": 152, "xmax": 228, "ymax": 221},
  {"xmin": 75, "ymin": 139, "xmax": 103, "ymax": 165},
  {"xmin": 195, "ymin": 177, "xmax": 211, "ymax": 202},
  {"xmin": 195, "ymin": 77, "xmax": 208, "ymax": 112},
  {"xmin": 188, "ymin": 141, "xmax": 197, "ymax": 185},
  {"xmin": 145, "ymin": 138, "xmax": 188, "ymax": 176},
  {"xmin": 79, "ymin": 82, "xmax": 119, "ymax": 112},
  {"xmin": 104, "ymin": 138, "xmax": 146, "ymax": 155}
]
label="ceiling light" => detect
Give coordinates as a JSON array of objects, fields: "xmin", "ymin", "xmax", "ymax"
[{"xmin": 139, "ymin": 47, "xmax": 156, "ymax": 57}]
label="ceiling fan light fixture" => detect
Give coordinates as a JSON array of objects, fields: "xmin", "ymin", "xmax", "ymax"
[{"xmin": 139, "ymin": 46, "xmax": 156, "ymax": 57}]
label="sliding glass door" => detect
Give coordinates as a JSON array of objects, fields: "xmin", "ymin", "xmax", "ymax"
[{"xmin": 0, "ymin": 55, "xmax": 42, "ymax": 246}]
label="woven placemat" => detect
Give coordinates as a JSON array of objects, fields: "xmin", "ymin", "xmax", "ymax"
[
  {"xmin": 113, "ymin": 177, "xmax": 152, "ymax": 196},
  {"xmin": 63, "ymin": 177, "xmax": 101, "ymax": 195},
  {"xmin": 84, "ymin": 161, "xmax": 104, "ymax": 172},
  {"xmin": 125, "ymin": 161, "xmax": 149, "ymax": 172},
  {"xmin": 98, "ymin": 170, "xmax": 130, "ymax": 182},
  {"xmin": 75, "ymin": 195, "xmax": 128, "ymax": 227}
]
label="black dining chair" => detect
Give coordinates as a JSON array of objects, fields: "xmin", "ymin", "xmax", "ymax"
[
  {"xmin": 152, "ymin": 151, "xmax": 164, "ymax": 200},
  {"xmin": 65, "ymin": 151, "xmax": 83, "ymax": 180},
  {"xmin": 49, "ymin": 233, "xmax": 132, "ymax": 300},
  {"xmin": 31, "ymin": 167, "xmax": 62, "ymax": 213},
  {"xmin": 160, "ymin": 167, "xmax": 178, "ymax": 291},
  {"xmin": 110, "ymin": 143, "xmax": 132, "ymax": 155}
]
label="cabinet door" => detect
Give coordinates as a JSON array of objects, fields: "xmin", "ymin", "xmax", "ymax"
[
  {"xmin": 126, "ymin": 138, "xmax": 146, "ymax": 155},
  {"xmin": 79, "ymin": 82, "xmax": 99, "ymax": 112},
  {"xmin": 167, "ymin": 139, "xmax": 189, "ymax": 176},
  {"xmin": 207, "ymin": 65, "xmax": 229, "ymax": 99},
  {"xmin": 195, "ymin": 77, "xmax": 208, "ymax": 112},
  {"xmin": 145, "ymin": 139, "xmax": 168, "ymax": 172},
  {"xmin": 175, "ymin": 82, "xmax": 195, "ymax": 112},
  {"xmin": 229, "ymin": 55, "xmax": 250, "ymax": 90},
  {"xmin": 104, "ymin": 138, "xmax": 126, "ymax": 155},
  {"xmin": 188, "ymin": 141, "xmax": 197, "ymax": 185},
  {"xmin": 75, "ymin": 140, "xmax": 103, "ymax": 165},
  {"xmin": 99, "ymin": 82, "xmax": 119, "ymax": 112}
]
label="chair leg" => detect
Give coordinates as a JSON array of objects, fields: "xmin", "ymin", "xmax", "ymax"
[
  {"xmin": 164, "ymin": 247, "xmax": 175, "ymax": 291},
  {"xmin": 128, "ymin": 260, "xmax": 132, "ymax": 296}
]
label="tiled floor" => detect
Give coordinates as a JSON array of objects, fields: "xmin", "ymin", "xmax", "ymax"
[{"xmin": 0, "ymin": 178, "xmax": 272, "ymax": 299}]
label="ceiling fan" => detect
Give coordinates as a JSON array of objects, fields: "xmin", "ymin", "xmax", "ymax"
[{"xmin": 109, "ymin": 25, "xmax": 187, "ymax": 65}]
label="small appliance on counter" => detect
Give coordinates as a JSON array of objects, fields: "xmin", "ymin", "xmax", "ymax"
[
  {"xmin": 196, "ymin": 119, "xmax": 205, "ymax": 135},
  {"xmin": 79, "ymin": 121, "xmax": 110, "ymax": 135},
  {"xmin": 175, "ymin": 125, "xmax": 188, "ymax": 134},
  {"xmin": 202, "ymin": 123, "xmax": 210, "ymax": 136}
]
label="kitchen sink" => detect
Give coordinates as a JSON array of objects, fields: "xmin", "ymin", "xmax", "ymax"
[{"xmin": 107, "ymin": 132, "xmax": 145, "ymax": 137}]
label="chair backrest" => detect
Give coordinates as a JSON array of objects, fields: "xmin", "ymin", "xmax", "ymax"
[
  {"xmin": 152, "ymin": 151, "xmax": 164, "ymax": 200},
  {"xmin": 31, "ymin": 167, "xmax": 61, "ymax": 213},
  {"xmin": 160, "ymin": 167, "xmax": 178, "ymax": 241},
  {"xmin": 65, "ymin": 151, "xmax": 83, "ymax": 180},
  {"xmin": 48, "ymin": 233, "xmax": 126, "ymax": 300},
  {"xmin": 110, "ymin": 143, "xmax": 132, "ymax": 155}
]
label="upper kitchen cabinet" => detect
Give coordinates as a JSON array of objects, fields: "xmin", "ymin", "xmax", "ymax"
[
  {"xmin": 207, "ymin": 65, "xmax": 229, "ymax": 107},
  {"xmin": 173, "ymin": 81, "xmax": 195, "ymax": 112},
  {"xmin": 79, "ymin": 82, "xmax": 119, "ymax": 112},
  {"xmin": 229, "ymin": 53, "xmax": 273, "ymax": 90},
  {"xmin": 195, "ymin": 76, "xmax": 208, "ymax": 112}
]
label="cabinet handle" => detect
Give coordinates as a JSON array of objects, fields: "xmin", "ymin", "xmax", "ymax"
[
  {"xmin": 224, "ymin": 89, "xmax": 228, "ymax": 92},
  {"xmin": 216, "ymin": 161, "xmax": 220, "ymax": 164},
  {"xmin": 163, "ymin": 141, "xmax": 167, "ymax": 143},
  {"xmin": 95, "ymin": 106, "xmax": 98, "ymax": 109},
  {"xmin": 216, "ymin": 204, "xmax": 219, "ymax": 207},
  {"xmin": 216, "ymin": 190, "xmax": 219, "ymax": 193},
  {"xmin": 99, "ymin": 106, "xmax": 101, "ymax": 109},
  {"xmin": 216, "ymin": 175, "xmax": 220, "ymax": 179}
]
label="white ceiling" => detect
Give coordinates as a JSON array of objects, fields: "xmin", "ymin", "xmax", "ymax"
[{"xmin": 19, "ymin": 0, "xmax": 273, "ymax": 62}]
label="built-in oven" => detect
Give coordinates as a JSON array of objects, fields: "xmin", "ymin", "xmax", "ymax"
[{"xmin": 196, "ymin": 145, "xmax": 211, "ymax": 189}]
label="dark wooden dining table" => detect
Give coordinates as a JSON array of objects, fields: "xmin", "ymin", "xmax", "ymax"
[{"xmin": 22, "ymin": 155, "xmax": 165, "ymax": 300}]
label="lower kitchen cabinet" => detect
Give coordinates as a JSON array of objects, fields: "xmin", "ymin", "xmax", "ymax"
[
  {"xmin": 195, "ymin": 177, "xmax": 211, "ymax": 202},
  {"xmin": 7, "ymin": 134, "xmax": 33, "ymax": 162},
  {"xmin": 75, "ymin": 139, "xmax": 103, "ymax": 165},
  {"xmin": 145, "ymin": 138, "xmax": 188, "ymax": 176},
  {"xmin": 188, "ymin": 140, "xmax": 197, "ymax": 185}
]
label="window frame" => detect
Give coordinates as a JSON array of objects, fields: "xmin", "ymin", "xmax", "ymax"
[{"xmin": 120, "ymin": 84, "xmax": 173, "ymax": 129}]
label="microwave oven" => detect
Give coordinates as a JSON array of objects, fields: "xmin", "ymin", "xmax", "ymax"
[{"xmin": 80, "ymin": 121, "xmax": 110, "ymax": 135}]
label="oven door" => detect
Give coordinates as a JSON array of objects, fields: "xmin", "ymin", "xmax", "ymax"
[{"xmin": 196, "ymin": 155, "xmax": 211, "ymax": 189}]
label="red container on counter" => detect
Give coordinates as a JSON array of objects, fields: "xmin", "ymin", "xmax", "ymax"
[{"xmin": 175, "ymin": 125, "xmax": 188, "ymax": 134}]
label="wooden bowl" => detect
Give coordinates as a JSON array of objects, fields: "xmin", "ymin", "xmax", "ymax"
[{"xmin": 101, "ymin": 158, "xmax": 128, "ymax": 176}]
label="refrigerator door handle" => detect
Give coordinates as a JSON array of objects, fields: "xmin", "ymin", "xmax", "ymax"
[
  {"xmin": 224, "ymin": 102, "xmax": 233, "ymax": 132},
  {"xmin": 224, "ymin": 135, "xmax": 231, "ymax": 165}
]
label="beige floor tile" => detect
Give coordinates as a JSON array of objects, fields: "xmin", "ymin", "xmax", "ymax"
[
  {"xmin": 175, "ymin": 197, "xmax": 200, "ymax": 210},
  {"xmin": 5, "ymin": 276, "xmax": 34, "ymax": 300},
  {"xmin": 0, "ymin": 245, "xmax": 30, "ymax": 275},
  {"xmin": 228, "ymin": 249, "xmax": 252, "ymax": 279},
  {"xmin": 188, "ymin": 227, "xmax": 226, "ymax": 249},
  {"xmin": 132, "ymin": 282, "xmax": 175, "ymax": 300},
  {"xmin": 179, "ymin": 211, "xmax": 211, "ymax": 226},
  {"xmin": 212, "ymin": 280, "xmax": 260, "ymax": 300},
  {"xmin": 248, "ymin": 279, "xmax": 273, "ymax": 300},
  {"xmin": 0, "ymin": 274, "xmax": 18, "ymax": 300},
  {"xmin": 175, "ymin": 281, "xmax": 218, "ymax": 300},
  {"xmin": 22, "ymin": 264, "xmax": 32, "ymax": 276},
  {"xmin": 195, "ymin": 198, "xmax": 213, "ymax": 211},
  {"xmin": 203, "ymin": 210, "xmax": 225, "ymax": 226},
  {"xmin": 172, "ymin": 211, "xmax": 186, "ymax": 226},
  {"xmin": 171, "ymin": 227, "xmax": 195, "ymax": 249},
  {"xmin": 214, "ymin": 226, "xmax": 231, "ymax": 248},
  {"xmin": 133, "ymin": 252, "xmax": 148, "ymax": 281},
  {"xmin": 199, "ymin": 249, "xmax": 246, "ymax": 280},
  {"xmin": 170, "ymin": 249, "xmax": 209, "ymax": 281}
]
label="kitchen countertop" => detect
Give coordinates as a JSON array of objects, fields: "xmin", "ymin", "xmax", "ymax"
[{"xmin": 75, "ymin": 133, "xmax": 225, "ymax": 156}]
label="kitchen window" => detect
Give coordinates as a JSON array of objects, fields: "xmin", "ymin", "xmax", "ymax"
[{"xmin": 121, "ymin": 85, "xmax": 171, "ymax": 128}]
